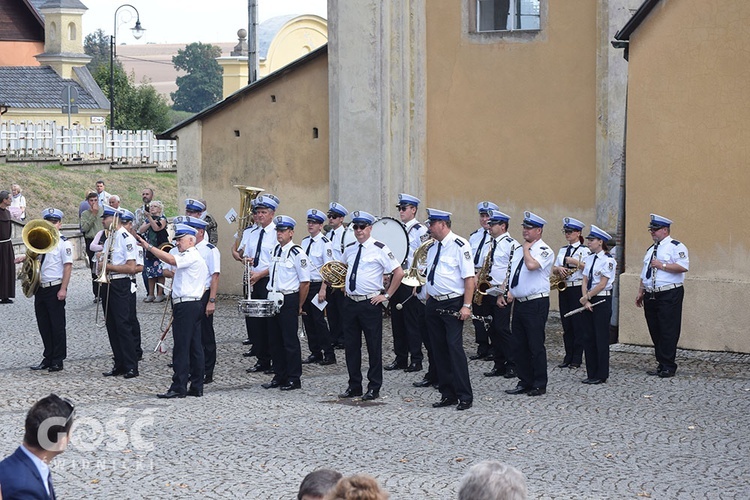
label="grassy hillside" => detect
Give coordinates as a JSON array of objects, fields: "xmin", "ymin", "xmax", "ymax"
[{"xmin": 1, "ymin": 164, "xmax": 178, "ymax": 220}]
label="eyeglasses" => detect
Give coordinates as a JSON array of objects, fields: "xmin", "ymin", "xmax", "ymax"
[
  {"xmin": 328, "ymin": 213, "xmax": 341, "ymax": 219},
  {"xmin": 397, "ymin": 206, "xmax": 410, "ymax": 212},
  {"xmin": 352, "ymin": 224, "xmax": 369, "ymax": 230},
  {"xmin": 648, "ymin": 227, "xmax": 664, "ymax": 232}
]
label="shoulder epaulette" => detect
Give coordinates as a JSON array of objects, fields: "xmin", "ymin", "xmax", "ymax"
[
  {"xmin": 470, "ymin": 229, "xmax": 480, "ymax": 236},
  {"xmin": 605, "ymin": 252, "xmax": 612, "ymax": 258},
  {"xmin": 345, "ymin": 242, "xmax": 357, "ymax": 248},
  {"xmin": 321, "ymin": 236, "xmax": 330, "ymax": 243},
  {"xmin": 539, "ymin": 246, "xmax": 549, "ymax": 250},
  {"xmin": 504, "ymin": 236, "xmax": 513, "ymax": 243},
  {"xmin": 290, "ymin": 245, "xmax": 302, "ymax": 255},
  {"xmin": 374, "ymin": 241, "xmax": 385, "ymax": 249},
  {"xmin": 671, "ymin": 240, "xmax": 681, "ymax": 245},
  {"xmin": 121, "ymin": 232, "xmax": 128, "ymax": 238},
  {"xmin": 455, "ymin": 239, "xmax": 465, "ymax": 247},
  {"xmin": 413, "ymin": 223, "xmax": 422, "ymax": 230},
  {"xmin": 60, "ymin": 235, "xmax": 68, "ymax": 241},
  {"xmin": 207, "ymin": 243, "xmax": 215, "ymax": 250}
]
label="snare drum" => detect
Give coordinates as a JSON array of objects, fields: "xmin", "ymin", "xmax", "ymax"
[{"xmin": 238, "ymin": 299, "xmax": 277, "ymax": 317}]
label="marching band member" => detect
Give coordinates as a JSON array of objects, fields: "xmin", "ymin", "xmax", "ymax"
[
  {"xmin": 503, "ymin": 211, "xmax": 554, "ymax": 397},
  {"xmin": 482, "ymin": 209, "xmax": 518, "ymax": 380},
  {"xmin": 233, "ymin": 198, "xmax": 257, "ymax": 346},
  {"xmin": 338, "ymin": 211, "xmax": 404, "ymax": 402},
  {"xmin": 140, "ymin": 224, "xmax": 208, "ymax": 398},
  {"xmin": 412, "ymin": 218, "xmax": 437, "ymax": 389},
  {"xmin": 636, "ymin": 214, "xmax": 689, "ymax": 378},
  {"xmin": 300, "ymin": 209, "xmax": 336, "ymax": 366},
  {"xmin": 386, "ymin": 193, "xmax": 428, "ymax": 373},
  {"xmin": 326, "ymin": 202, "xmax": 348, "ymax": 349},
  {"xmin": 121, "ymin": 209, "xmax": 144, "ymax": 362},
  {"xmin": 261, "ymin": 215, "xmax": 310, "ymax": 391},
  {"xmin": 580, "ymin": 225, "xmax": 616, "ymax": 385},
  {"xmin": 469, "ymin": 201, "xmax": 498, "ymax": 360},
  {"xmin": 101, "ymin": 208, "xmax": 140, "ymax": 379},
  {"xmin": 551, "ymin": 217, "xmax": 591, "ymax": 369},
  {"xmin": 423, "ymin": 209, "xmax": 475, "ymax": 411},
  {"xmin": 16, "ymin": 209, "xmax": 72, "ymax": 372},
  {"xmin": 237, "ymin": 194, "xmax": 280, "ymax": 373}
]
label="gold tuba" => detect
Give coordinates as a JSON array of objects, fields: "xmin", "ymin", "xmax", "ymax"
[
  {"xmin": 320, "ymin": 261, "xmax": 348, "ymax": 289},
  {"xmin": 550, "ymin": 274, "xmax": 567, "ymax": 292},
  {"xmin": 402, "ymin": 238, "xmax": 434, "ymax": 287},
  {"xmin": 234, "ymin": 185, "xmax": 265, "ymax": 241},
  {"xmin": 18, "ymin": 220, "xmax": 60, "ymax": 297}
]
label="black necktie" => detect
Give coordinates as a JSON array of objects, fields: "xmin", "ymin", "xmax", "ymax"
[
  {"xmin": 349, "ymin": 244, "xmax": 363, "ymax": 292},
  {"xmin": 253, "ymin": 228, "xmax": 265, "ymax": 268},
  {"xmin": 306, "ymin": 237, "xmax": 313, "ymax": 255},
  {"xmin": 645, "ymin": 243, "xmax": 659, "ymax": 279},
  {"xmin": 271, "ymin": 246, "xmax": 281, "ymax": 287},
  {"xmin": 564, "ymin": 244, "xmax": 573, "ymax": 265},
  {"xmin": 427, "ymin": 242, "xmax": 442, "ymax": 285},
  {"xmin": 489, "ymin": 239, "xmax": 497, "ymax": 263},
  {"xmin": 587, "ymin": 254, "xmax": 598, "ymax": 291},
  {"xmin": 474, "ymin": 230, "xmax": 487, "ymax": 266},
  {"xmin": 510, "ymin": 257, "xmax": 523, "ymax": 288}
]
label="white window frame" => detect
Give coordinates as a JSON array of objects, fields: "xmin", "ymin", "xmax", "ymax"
[{"xmin": 476, "ymin": 0, "xmax": 541, "ymax": 33}]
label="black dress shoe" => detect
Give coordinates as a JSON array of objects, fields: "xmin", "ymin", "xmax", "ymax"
[
  {"xmin": 469, "ymin": 352, "xmax": 488, "ymax": 360},
  {"xmin": 361, "ymin": 389, "xmax": 379, "ymax": 401},
  {"xmin": 456, "ymin": 400, "xmax": 472, "ymax": 411},
  {"xmin": 582, "ymin": 378, "xmax": 606, "ymax": 385},
  {"xmin": 384, "ymin": 360, "xmax": 407, "ymax": 371},
  {"xmin": 483, "ymin": 367, "xmax": 504, "ymax": 377},
  {"xmin": 432, "ymin": 397, "xmax": 458, "ymax": 408},
  {"xmin": 646, "ymin": 369, "xmax": 660, "ymax": 376},
  {"xmin": 242, "ymin": 339, "xmax": 252, "ymax": 345},
  {"xmin": 103, "ymin": 368, "xmax": 125, "ymax": 377},
  {"xmin": 246, "ymin": 364, "xmax": 271, "ymax": 373},
  {"xmin": 242, "ymin": 350, "xmax": 256, "ymax": 358},
  {"xmin": 30, "ymin": 361, "xmax": 51, "ymax": 371},
  {"xmin": 302, "ymin": 354, "xmax": 322, "ymax": 364},
  {"xmin": 412, "ymin": 378, "xmax": 435, "ymax": 388},
  {"xmin": 527, "ymin": 387, "xmax": 546, "ymax": 396},
  {"xmin": 505, "ymin": 386, "xmax": 530, "ymax": 395},
  {"xmin": 187, "ymin": 387, "xmax": 203, "ymax": 397},
  {"xmin": 503, "ymin": 369, "xmax": 518, "ymax": 379},
  {"xmin": 483, "ymin": 353, "xmax": 495, "ymax": 361},
  {"xmin": 333, "ymin": 342, "xmax": 346, "ymax": 350},
  {"xmin": 203, "ymin": 374, "xmax": 213, "ymax": 384},
  {"xmin": 123, "ymin": 369, "xmax": 139, "ymax": 379},
  {"xmin": 280, "ymin": 381, "xmax": 301, "ymax": 391},
  {"xmin": 558, "ymin": 361, "xmax": 571, "ymax": 368},
  {"xmin": 658, "ymin": 370, "xmax": 675, "ymax": 378},
  {"xmin": 263, "ymin": 367, "xmax": 276, "ymax": 375},
  {"xmin": 0, "ymin": 299, "xmax": 13, "ymax": 304},
  {"xmin": 569, "ymin": 363, "xmax": 581, "ymax": 369},
  {"xmin": 157, "ymin": 390, "xmax": 186, "ymax": 399},
  {"xmin": 404, "ymin": 362, "xmax": 422, "ymax": 373},
  {"xmin": 338, "ymin": 387, "xmax": 363, "ymax": 398},
  {"xmin": 261, "ymin": 379, "xmax": 281, "ymax": 389},
  {"xmin": 48, "ymin": 364, "xmax": 64, "ymax": 372},
  {"xmin": 319, "ymin": 356, "xmax": 336, "ymax": 366},
  {"xmin": 167, "ymin": 363, "xmax": 174, "ymax": 368}
]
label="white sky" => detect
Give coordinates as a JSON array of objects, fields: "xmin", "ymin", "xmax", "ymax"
[{"xmin": 81, "ymin": 0, "xmax": 328, "ymax": 45}]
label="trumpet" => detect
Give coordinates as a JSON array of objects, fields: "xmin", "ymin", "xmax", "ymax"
[{"xmin": 94, "ymin": 211, "xmax": 120, "ymax": 328}]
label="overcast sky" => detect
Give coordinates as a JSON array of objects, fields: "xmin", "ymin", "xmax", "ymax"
[{"xmin": 82, "ymin": 0, "xmax": 328, "ymax": 45}]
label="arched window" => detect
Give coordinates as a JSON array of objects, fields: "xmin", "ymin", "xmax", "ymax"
[
  {"xmin": 49, "ymin": 22, "xmax": 57, "ymax": 41},
  {"xmin": 68, "ymin": 22, "xmax": 77, "ymax": 41}
]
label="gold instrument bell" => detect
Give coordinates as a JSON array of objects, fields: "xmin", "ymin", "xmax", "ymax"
[{"xmin": 18, "ymin": 219, "xmax": 60, "ymax": 297}]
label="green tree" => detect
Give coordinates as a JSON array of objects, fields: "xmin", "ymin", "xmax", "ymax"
[
  {"xmin": 84, "ymin": 29, "xmax": 118, "ymax": 76},
  {"xmin": 171, "ymin": 42, "xmax": 223, "ymax": 112}
]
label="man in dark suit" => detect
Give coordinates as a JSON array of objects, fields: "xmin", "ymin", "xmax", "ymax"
[{"xmin": 0, "ymin": 394, "xmax": 75, "ymax": 499}]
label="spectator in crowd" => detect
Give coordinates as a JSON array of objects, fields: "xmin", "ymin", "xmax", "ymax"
[
  {"xmin": 95, "ymin": 180, "xmax": 110, "ymax": 207},
  {"xmin": 324, "ymin": 474, "xmax": 389, "ymax": 500},
  {"xmin": 108, "ymin": 195, "xmax": 121, "ymax": 209},
  {"xmin": 136, "ymin": 188, "xmax": 155, "ymax": 294},
  {"xmin": 10, "ymin": 184, "xmax": 26, "ymax": 221},
  {"xmin": 298, "ymin": 469, "xmax": 343, "ymax": 500},
  {"xmin": 138, "ymin": 200, "xmax": 169, "ymax": 302},
  {"xmin": 0, "ymin": 394, "xmax": 75, "ymax": 499},
  {"xmin": 457, "ymin": 460, "xmax": 527, "ymax": 500},
  {"xmin": 79, "ymin": 192, "xmax": 101, "ymax": 301},
  {"xmin": 0, "ymin": 190, "xmax": 15, "ymax": 303}
]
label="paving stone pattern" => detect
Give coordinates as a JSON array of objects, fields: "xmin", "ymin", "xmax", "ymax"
[{"xmin": 0, "ymin": 263, "xmax": 748, "ymax": 499}]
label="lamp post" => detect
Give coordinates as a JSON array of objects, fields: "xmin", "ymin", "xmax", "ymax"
[{"xmin": 109, "ymin": 4, "xmax": 145, "ymax": 129}]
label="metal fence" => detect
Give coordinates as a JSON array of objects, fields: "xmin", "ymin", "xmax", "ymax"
[{"xmin": 0, "ymin": 121, "xmax": 177, "ymax": 168}]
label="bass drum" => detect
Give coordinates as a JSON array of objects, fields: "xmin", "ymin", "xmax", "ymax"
[{"xmin": 371, "ymin": 216, "xmax": 409, "ymax": 267}]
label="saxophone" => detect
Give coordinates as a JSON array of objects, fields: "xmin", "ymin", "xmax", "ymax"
[{"xmin": 472, "ymin": 243, "xmax": 494, "ymax": 305}]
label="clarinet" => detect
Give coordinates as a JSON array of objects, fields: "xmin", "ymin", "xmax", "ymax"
[
  {"xmin": 650, "ymin": 242, "xmax": 659, "ymax": 300},
  {"xmin": 502, "ymin": 244, "xmax": 518, "ymax": 301}
]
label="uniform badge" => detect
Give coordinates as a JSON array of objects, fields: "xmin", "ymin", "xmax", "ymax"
[
  {"xmin": 420, "ymin": 233, "xmax": 430, "ymax": 243},
  {"xmin": 388, "ymin": 252, "xmax": 395, "ymax": 260},
  {"xmin": 679, "ymin": 252, "xmax": 685, "ymax": 258},
  {"xmin": 127, "ymin": 243, "xmax": 133, "ymax": 251},
  {"xmin": 300, "ymin": 259, "xmax": 307, "ymax": 268},
  {"xmin": 65, "ymin": 248, "xmax": 72, "ymax": 256},
  {"xmin": 326, "ymin": 249, "xmax": 332, "ymax": 258},
  {"xmin": 541, "ymin": 251, "xmax": 549, "ymax": 258},
  {"xmin": 608, "ymin": 262, "xmax": 614, "ymax": 270},
  {"xmin": 464, "ymin": 251, "xmax": 471, "ymax": 260}
]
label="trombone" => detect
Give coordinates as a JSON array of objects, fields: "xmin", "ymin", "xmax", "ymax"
[{"xmin": 94, "ymin": 211, "xmax": 120, "ymax": 328}]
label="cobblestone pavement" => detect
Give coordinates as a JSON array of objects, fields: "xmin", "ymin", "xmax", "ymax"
[{"xmin": 0, "ymin": 263, "xmax": 748, "ymax": 499}]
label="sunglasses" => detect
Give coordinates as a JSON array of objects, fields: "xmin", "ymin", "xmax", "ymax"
[
  {"xmin": 352, "ymin": 224, "xmax": 369, "ymax": 230},
  {"xmin": 328, "ymin": 213, "xmax": 341, "ymax": 219},
  {"xmin": 397, "ymin": 206, "xmax": 412, "ymax": 212},
  {"xmin": 648, "ymin": 227, "xmax": 664, "ymax": 232}
]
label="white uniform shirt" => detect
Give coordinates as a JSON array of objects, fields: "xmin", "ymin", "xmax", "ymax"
[
  {"xmin": 404, "ymin": 219, "xmax": 429, "ymax": 269},
  {"xmin": 640, "ymin": 235, "xmax": 689, "ymax": 288},
  {"xmin": 469, "ymin": 227, "xmax": 493, "ymax": 269},
  {"xmin": 40, "ymin": 236, "xmax": 73, "ymax": 283},
  {"xmin": 554, "ymin": 243, "xmax": 591, "ymax": 283},
  {"xmin": 300, "ymin": 233, "xmax": 333, "ymax": 282},
  {"xmin": 343, "ymin": 237, "xmax": 400, "ymax": 295},
  {"xmin": 110, "ymin": 227, "xmax": 138, "ymax": 269},
  {"xmin": 488, "ymin": 232, "xmax": 519, "ymax": 291},
  {"xmin": 238, "ymin": 222, "xmax": 276, "ymax": 272},
  {"xmin": 172, "ymin": 247, "xmax": 209, "ymax": 299},
  {"xmin": 267, "ymin": 241, "xmax": 311, "ymax": 292},
  {"xmin": 425, "ymin": 231, "xmax": 475, "ymax": 297},
  {"xmin": 196, "ymin": 239, "xmax": 221, "ymax": 289},
  {"xmin": 508, "ymin": 239, "xmax": 554, "ymax": 298},
  {"xmin": 583, "ymin": 250, "xmax": 616, "ymax": 292},
  {"xmin": 327, "ymin": 225, "xmax": 347, "ymax": 261}
]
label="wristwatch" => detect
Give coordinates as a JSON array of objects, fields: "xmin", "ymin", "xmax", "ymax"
[
  {"xmin": 209, "ymin": 297, "xmax": 216, "ymax": 303},
  {"xmin": 383, "ymin": 293, "xmax": 390, "ymax": 299}
]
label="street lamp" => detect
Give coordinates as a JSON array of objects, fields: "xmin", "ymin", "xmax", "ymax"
[{"xmin": 109, "ymin": 4, "xmax": 145, "ymax": 129}]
